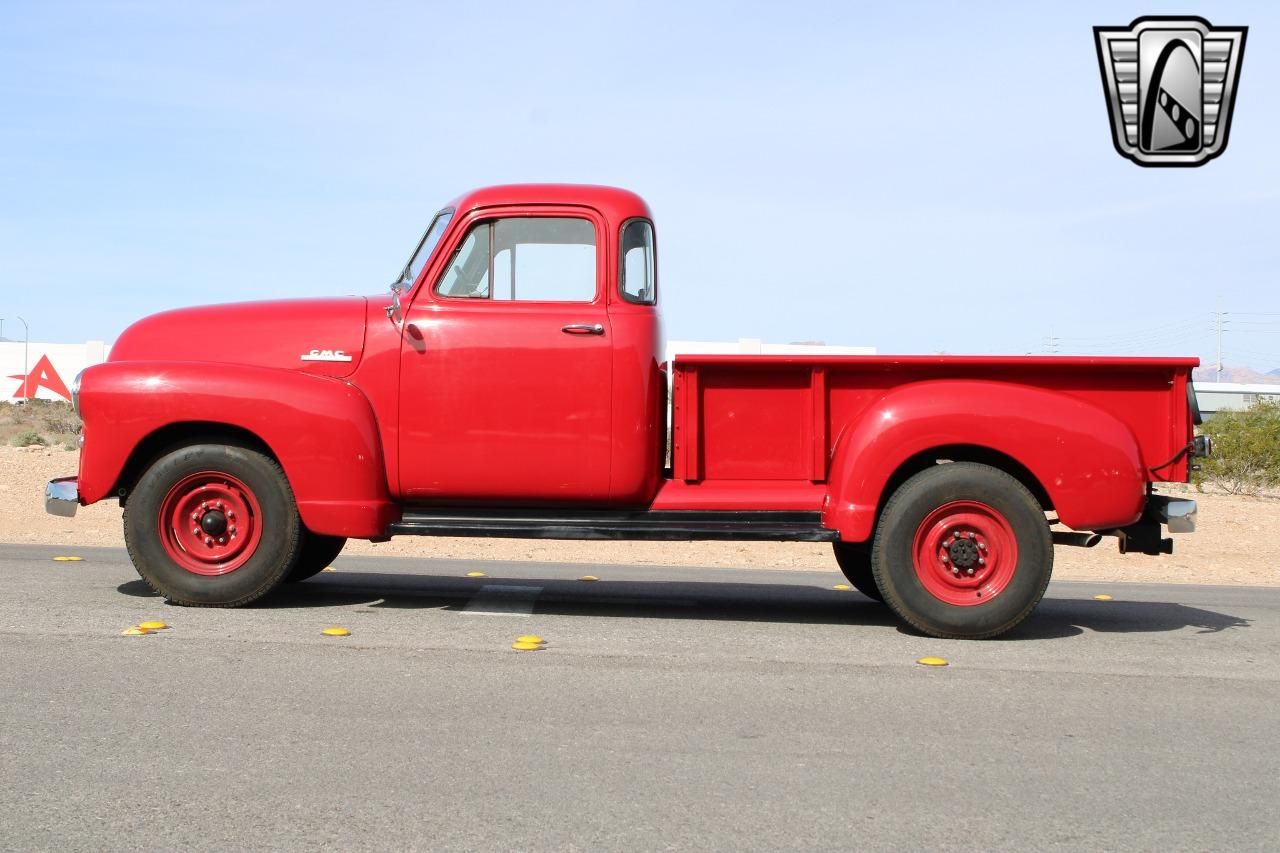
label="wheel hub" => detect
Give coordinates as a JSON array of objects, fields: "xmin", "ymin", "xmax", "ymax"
[
  {"xmin": 158, "ymin": 472, "xmax": 262, "ymax": 576},
  {"xmin": 911, "ymin": 501, "xmax": 1019, "ymax": 607},
  {"xmin": 200, "ymin": 510, "xmax": 228, "ymax": 536},
  {"xmin": 947, "ymin": 535, "xmax": 979, "ymax": 569}
]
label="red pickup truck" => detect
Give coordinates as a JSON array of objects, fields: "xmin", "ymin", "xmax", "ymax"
[{"xmin": 46, "ymin": 184, "xmax": 1207, "ymax": 638}]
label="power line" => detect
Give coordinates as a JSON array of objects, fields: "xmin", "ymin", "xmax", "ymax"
[{"xmin": 1052, "ymin": 316, "xmax": 1210, "ymax": 343}]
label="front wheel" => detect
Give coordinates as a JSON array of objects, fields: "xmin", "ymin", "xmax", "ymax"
[
  {"xmin": 871, "ymin": 462, "xmax": 1052, "ymax": 639},
  {"xmin": 123, "ymin": 443, "xmax": 302, "ymax": 607}
]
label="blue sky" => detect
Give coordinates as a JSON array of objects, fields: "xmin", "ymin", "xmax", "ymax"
[{"xmin": 2, "ymin": 1, "xmax": 1278, "ymax": 369}]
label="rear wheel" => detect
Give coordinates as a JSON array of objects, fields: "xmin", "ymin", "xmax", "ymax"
[
  {"xmin": 871, "ymin": 462, "xmax": 1052, "ymax": 639},
  {"xmin": 285, "ymin": 530, "xmax": 347, "ymax": 582},
  {"xmin": 123, "ymin": 443, "xmax": 302, "ymax": 607},
  {"xmin": 832, "ymin": 542, "xmax": 883, "ymax": 601}
]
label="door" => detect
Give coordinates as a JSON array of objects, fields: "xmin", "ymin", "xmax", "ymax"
[{"xmin": 398, "ymin": 212, "xmax": 613, "ymax": 502}]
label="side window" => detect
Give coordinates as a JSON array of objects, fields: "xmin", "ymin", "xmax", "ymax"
[
  {"xmin": 436, "ymin": 224, "xmax": 491, "ymax": 298},
  {"xmin": 619, "ymin": 219, "xmax": 655, "ymax": 304},
  {"xmin": 436, "ymin": 217, "xmax": 597, "ymax": 302}
]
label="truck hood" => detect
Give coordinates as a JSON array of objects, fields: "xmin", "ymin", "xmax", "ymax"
[{"xmin": 109, "ymin": 297, "xmax": 368, "ymax": 378}]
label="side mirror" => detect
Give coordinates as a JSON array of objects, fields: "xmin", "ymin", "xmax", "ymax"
[{"xmin": 385, "ymin": 287, "xmax": 403, "ymax": 327}]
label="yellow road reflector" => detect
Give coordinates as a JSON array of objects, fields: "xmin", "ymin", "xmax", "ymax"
[
  {"xmin": 917, "ymin": 657, "xmax": 949, "ymax": 667},
  {"xmin": 578, "ymin": 575, "xmax": 599, "ymax": 582},
  {"xmin": 512, "ymin": 641, "xmax": 544, "ymax": 651},
  {"xmin": 321, "ymin": 627, "xmax": 350, "ymax": 637},
  {"xmin": 53, "ymin": 556, "xmax": 84, "ymax": 562},
  {"xmin": 121, "ymin": 626, "xmax": 150, "ymax": 636},
  {"xmin": 321, "ymin": 566, "xmax": 337, "ymax": 572},
  {"xmin": 466, "ymin": 571, "xmax": 486, "ymax": 578},
  {"xmin": 832, "ymin": 584, "xmax": 851, "ymax": 590},
  {"xmin": 516, "ymin": 635, "xmax": 545, "ymax": 645},
  {"xmin": 1093, "ymin": 594, "xmax": 1114, "ymax": 601},
  {"xmin": 138, "ymin": 621, "xmax": 168, "ymax": 630}
]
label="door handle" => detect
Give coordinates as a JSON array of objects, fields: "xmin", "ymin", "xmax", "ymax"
[{"xmin": 561, "ymin": 323, "xmax": 605, "ymax": 336}]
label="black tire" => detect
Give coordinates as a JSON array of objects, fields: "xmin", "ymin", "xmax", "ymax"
[
  {"xmin": 285, "ymin": 530, "xmax": 347, "ymax": 582},
  {"xmin": 871, "ymin": 462, "xmax": 1052, "ymax": 640},
  {"xmin": 123, "ymin": 443, "xmax": 302, "ymax": 607},
  {"xmin": 832, "ymin": 542, "xmax": 883, "ymax": 601}
]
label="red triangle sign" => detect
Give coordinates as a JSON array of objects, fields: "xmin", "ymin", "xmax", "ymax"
[{"xmin": 9, "ymin": 354, "xmax": 72, "ymax": 401}]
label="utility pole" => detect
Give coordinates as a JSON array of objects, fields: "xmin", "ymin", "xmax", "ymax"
[
  {"xmin": 17, "ymin": 316, "xmax": 29, "ymax": 399},
  {"xmin": 1214, "ymin": 305, "xmax": 1224, "ymax": 382}
]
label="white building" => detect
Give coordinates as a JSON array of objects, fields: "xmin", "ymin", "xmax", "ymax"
[
  {"xmin": 0, "ymin": 340, "xmax": 110, "ymax": 402},
  {"xmin": 1193, "ymin": 382, "xmax": 1280, "ymax": 418},
  {"xmin": 667, "ymin": 338, "xmax": 875, "ymax": 364}
]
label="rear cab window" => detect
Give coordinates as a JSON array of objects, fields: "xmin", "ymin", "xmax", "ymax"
[{"xmin": 619, "ymin": 219, "xmax": 656, "ymax": 305}]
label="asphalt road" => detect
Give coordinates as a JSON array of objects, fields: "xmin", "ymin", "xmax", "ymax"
[{"xmin": 1, "ymin": 543, "xmax": 1276, "ymax": 852}]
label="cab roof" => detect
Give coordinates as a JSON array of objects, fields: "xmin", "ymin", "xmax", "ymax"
[{"xmin": 446, "ymin": 184, "xmax": 653, "ymax": 226}]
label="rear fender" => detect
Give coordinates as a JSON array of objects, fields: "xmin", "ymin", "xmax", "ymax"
[
  {"xmin": 77, "ymin": 361, "xmax": 397, "ymax": 537},
  {"xmin": 823, "ymin": 380, "xmax": 1146, "ymax": 542}
]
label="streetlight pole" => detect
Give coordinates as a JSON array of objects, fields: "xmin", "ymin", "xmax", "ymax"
[{"xmin": 17, "ymin": 316, "xmax": 29, "ymax": 400}]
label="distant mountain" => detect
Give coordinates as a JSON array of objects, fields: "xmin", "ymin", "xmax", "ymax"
[{"xmin": 1193, "ymin": 365, "xmax": 1280, "ymax": 385}]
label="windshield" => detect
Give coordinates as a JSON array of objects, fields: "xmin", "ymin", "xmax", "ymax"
[{"xmin": 396, "ymin": 209, "xmax": 454, "ymax": 290}]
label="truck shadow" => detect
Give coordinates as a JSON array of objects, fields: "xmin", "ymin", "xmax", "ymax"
[{"xmin": 117, "ymin": 573, "xmax": 1253, "ymax": 640}]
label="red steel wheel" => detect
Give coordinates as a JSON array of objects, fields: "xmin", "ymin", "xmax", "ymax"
[
  {"xmin": 871, "ymin": 462, "xmax": 1053, "ymax": 640},
  {"xmin": 911, "ymin": 500, "xmax": 1018, "ymax": 607},
  {"xmin": 157, "ymin": 471, "xmax": 264, "ymax": 576},
  {"xmin": 124, "ymin": 442, "xmax": 301, "ymax": 607}
]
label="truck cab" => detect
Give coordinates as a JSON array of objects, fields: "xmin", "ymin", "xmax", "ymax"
[{"xmin": 388, "ymin": 185, "xmax": 665, "ymax": 505}]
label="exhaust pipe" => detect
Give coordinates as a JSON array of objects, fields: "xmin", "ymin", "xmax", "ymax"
[{"xmin": 1052, "ymin": 531, "xmax": 1103, "ymax": 548}]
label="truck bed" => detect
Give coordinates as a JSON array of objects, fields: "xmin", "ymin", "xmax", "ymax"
[{"xmin": 664, "ymin": 354, "xmax": 1197, "ymax": 530}]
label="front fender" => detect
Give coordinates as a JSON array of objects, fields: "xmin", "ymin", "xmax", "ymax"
[
  {"xmin": 77, "ymin": 361, "xmax": 397, "ymax": 538},
  {"xmin": 822, "ymin": 380, "xmax": 1146, "ymax": 541}
]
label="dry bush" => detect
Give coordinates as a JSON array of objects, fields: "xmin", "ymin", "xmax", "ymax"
[
  {"xmin": 1195, "ymin": 399, "xmax": 1280, "ymax": 496},
  {"xmin": 11, "ymin": 431, "xmax": 47, "ymax": 447}
]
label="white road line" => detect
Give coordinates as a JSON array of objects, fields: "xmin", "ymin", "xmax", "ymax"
[{"xmin": 461, "ymin": 584, "xmax": 542, "ymax": 617}]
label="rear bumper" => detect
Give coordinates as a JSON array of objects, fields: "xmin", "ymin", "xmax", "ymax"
[
  {"xmin": 45, "ymin": 477, "xmax": 80, "ymax": 517},
  {"xmin": 1114, "ymin": 494, "xmax": 1196, "ymax": 555},
  {"xmin": 1152, "ymin": 496, "xmax": 1197, "ymax": 533}
]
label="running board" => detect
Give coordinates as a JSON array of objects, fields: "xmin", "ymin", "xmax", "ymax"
[{"xmin": 389, "ymin": 508, "xmax": 840, "ymax": 542}]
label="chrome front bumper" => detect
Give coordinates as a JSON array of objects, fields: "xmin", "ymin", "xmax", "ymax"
[
  {"xmin": 45, "ymin": 477, "xmax": 80, "ymax": 517},
  {"xmin": 1151, "ymin": 495, "xmax": 1197, "ymax": 533}
]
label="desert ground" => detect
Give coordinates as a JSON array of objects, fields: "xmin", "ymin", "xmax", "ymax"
[{"xmin": 4, "ymin": 445, "xmax": 1277, "ymax": 586}]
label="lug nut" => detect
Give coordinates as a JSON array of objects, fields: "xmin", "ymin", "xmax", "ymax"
[
  {"xmin": 941, "ymin": 554, "xmax": 949, "ymax": 563},
  {"xmin": 217, "ymin": 537, "xmax": 226, "ymax": 545},
  {"xmin": 229, "ymin": 526, "xmax": 237, "ymax": 535},
  {"xmin": 201, "ymin": 501, "xmax": 208, "ymax": 510},
  {"xmin": 978, "ymin": 542, "xmax": 987, "ymax": 551},
  {"xmin": 227, "ymin": 511, "xmax": 236, "ymax": 521},
  {"xmin": 967, "ymin": 531, "xmax": 976, "ymax": 539},
  {"xmin": 191, "ymin": 512, "xmax": 200, "ymax": 521},
  {"xmin": 192, "ymin": 527, "xmax": 201, "ymax": 536},
  {"xmin": 978, "ymin": 557, "xmax": 986, "ymax": 566},
  {"xmin": 966, "ymin": 568, "xmax": 975, "ymax": 576},
  {"xmin": 204, "ymin": 537, "xmax": 213, "ymax": 546},
  {"xmin": 216, "ymin": 501, "xmax": 224, "ymax": 509},
  {"xmin": 952, "ymin": 568, "xmax": 959, "ymax": 575}
]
